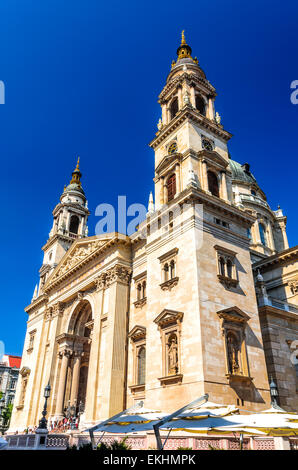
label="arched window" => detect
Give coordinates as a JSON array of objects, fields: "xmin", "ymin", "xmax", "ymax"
[
  {"xmin": 167, "ymin": 174, "xmax": 176, "ymax": 201},
  {"xmin": 219, "ymin": 257, "xmax": 225, "ymax": 276},
  {"xmin": 137, "ymin": 283, "xmax": 142, "ymax": 300},
  {"xmin": 69, "ymin": 215, "xmax": 80, "ymax": 234},
  {"xmin": 142, "ymin": 281, "xmax": 146, "ymax": 299},
  {"xmin": 247, "ymin": 228, "xmax": 252, "ymax": 241},
  {"xmin": 170, "ymin": 260, "xmax": 175, "ymax": 279},
  {"xmin": 259, "ymin": 223, "xmax": 267, "ymax": 246},
  {"xmin": 226, "ymin": 259, "xmax": 233, "ymax": 279},
  {"xmin": 137, "ymin": 347, "xmax": 146, "ymax": 385},
  {"xmin": 195, "ymin": 95, "xmax": 205, "ymax": 115},
  {"xmin": 207, "ymin": 171, "xmax": 219, "ymax": 197},
  {"xmin": 164, "ymin": 263, "xmax": 169, "ymax": 282},
  {"xmin": 170, "ymin": 97, "xmax": 179, "ymax": 120}
]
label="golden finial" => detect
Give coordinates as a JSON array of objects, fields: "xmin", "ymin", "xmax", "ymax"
[
  {"xmin": 69, "ymin": 156, "xmax": 82, "ymax": 186},
  {"xmin": 181, "ymin": 30, "xmax": 186, "ymax": 45},
  {"xmin": 177, "ymin": 30, "xmax": 192, "ymax": 60}
]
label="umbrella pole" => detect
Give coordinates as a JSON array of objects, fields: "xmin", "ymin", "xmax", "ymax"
[
  {"xmin": 89, "ymin": 429, "xmax": 95, "ymax": 450},
  {"xmin": 161, "ymin": 428, "xmax": 172, "ymax": 450},
  {"xmin": 153, "ymin": 424, "xmax": 163, "ymax": 451}
]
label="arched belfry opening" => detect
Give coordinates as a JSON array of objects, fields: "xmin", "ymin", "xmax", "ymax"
[
  {"xmin": 207, "ymin": 170, "xmax": 219, "ymax": 197},
  {"xmin": 55, "ymin": 300, "xmax": 93, "ymax": 420},
  {"xmin": 69, "ymin": 215, "xmax": 80, "ymax": 235}
]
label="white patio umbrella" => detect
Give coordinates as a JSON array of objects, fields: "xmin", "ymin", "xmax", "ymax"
[
  {"xmin": 159, "ymin": 401, "xmax": 298, "ymax": 438},
  {"xmin": 83, "ymin": 401, "xmax": 169, "ymax": 447}
]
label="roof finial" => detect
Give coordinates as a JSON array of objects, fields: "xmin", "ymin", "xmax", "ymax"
[
  {"xmin": 181, "ymin": 30, "xmax": 186, "ymax": 45},
  {"xmin": 177, "ymin": 30, "xmax": 192, "ymax": 60},
  {"xmin": 69, "ymin": 156, "xmax": 82, "ymax": 186}
]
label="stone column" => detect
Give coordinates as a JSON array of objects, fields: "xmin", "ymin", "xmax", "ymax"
[
  {"xmin": 202, "ymin": 160, "xmax": 208, "ymax": 191},
  {"xmin": 70, "ymin": 351, "xmax": 82, "ymax": 405},
  {"xmin": 281, "ymin": 225, "xmax": 289, "ymax": 250},
  {"xmin": 161, "ymin": 104, "xmax": 167, "ymax": 125},
  {"xmin": 220, "ymin": 171, "xmax": 228, "ymax": 201},
  {"xmin": 100, "ymin": 265, "xmax": 131, "ymax": 419},
  {"xmin": 267, "ymin": 222, "xmax": 275, "ymax": 252},
  {"xmin": 160, "ymin": 177, "xmax": 165, "ymax": 206},
  {"xmin": 208, "ymin": 97, "xmax": 215, "ymax": 120},
  {"xmin": 175, "ymin": 164, "xmax": 181, "ymax": 193},
  {"xmin": 190, "ymin": 86, "xmax": 196, "ymax": 108},
  {"xmin": 177, "ymin": 87, "xmax": 183, "ymax": 109},
  {"xmin": 55, "ymin": 350, "xmax": 70, "ymax": 416},
  {"xmin": 84, "ymin": 275, "xmax": 106, "ymax": 424},
  {"xmin": 163, "ymin": 178, "xmax": 167, "ymax": 204},
  {"xmin": 254, "ymin": 220, "xmax": 261, "ymax": 244}
]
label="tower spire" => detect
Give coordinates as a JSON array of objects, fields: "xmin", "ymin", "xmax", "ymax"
[
  {"xmin": 176, "ymin": 29, "xmax": 192, "ymax": 60},
  {"xmin": 69, "ymin": 156, "xmax": 82, "ymax": 186}
]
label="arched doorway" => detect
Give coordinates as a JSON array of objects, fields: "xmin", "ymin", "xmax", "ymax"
[{"xmin": 65, "ymin": 301, "xmax": 92, "ymax": 415}]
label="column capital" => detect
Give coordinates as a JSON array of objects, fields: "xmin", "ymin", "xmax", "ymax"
[
  {"xmin": 105, "ymin": 264, "xmax": 132, "ymax": 287},
  {"xmin": 95, "ymin": 273, "xmax": 107, "ymax": 291},
  {"xmin": 58, "ymin": 348, "xmax": 72, "ymax": 359}
]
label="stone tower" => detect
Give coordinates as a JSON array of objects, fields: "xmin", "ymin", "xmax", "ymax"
[{"xmin": 36, "ymin": 158, "xmax": 90, "ymax": 297}]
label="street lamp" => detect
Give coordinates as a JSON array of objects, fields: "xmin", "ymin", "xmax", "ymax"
[
  {"xmin": 269, "ymin": 376, "xmax": 279, "ymax": 406},
  {"xmin": 38, "ymin": 381, "xmax": 51, "ymax": 430},
  {"xmin": 0, "ymin": 397, "xmax": 5, "ymax": 434}
]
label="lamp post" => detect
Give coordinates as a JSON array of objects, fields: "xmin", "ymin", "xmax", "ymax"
[
  {"xmin": 38, "ymin": 381, "xmax": 51, "ymax": 430},
  {"xmin": 269, "ymin": 376, "xmax": 279, "ymax": 406},
  {"xmin": 0, "ymin": 397, "xmax": 5, "ymax": 435}
]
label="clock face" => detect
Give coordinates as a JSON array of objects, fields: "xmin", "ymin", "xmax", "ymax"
[
  {"xmin": 168, "ymin": 142, "xmax": 178, "ymax": 155},
  {"xmin": 202, "ymin": 138, "xmax": 213, "ymax": 151}
]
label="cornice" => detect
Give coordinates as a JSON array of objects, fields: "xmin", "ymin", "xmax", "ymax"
[
  {"xmin": 42, "ymin": 233, "xmax": 77, "ymax": 252},
  {"xmin": 159, "ymin": 72, "xmax": 216, "ymax": 101},
  {"xmin": 149, "ymin": 106, "xmax": 232, "ymax": 149},
  {"xmin": 53, "ymin": 202, "xmax": 90, "ymax": 217},
  {"xmin": 25, "ymin": 294, "xmax": 48, "ymax": 314},
  {"xmin": 44, "ymin": 234, "xmax": 131, "ymax": 292},
  {"xmin": 253, "ymin": 246, "xmax": 298, "ymax": 271}
]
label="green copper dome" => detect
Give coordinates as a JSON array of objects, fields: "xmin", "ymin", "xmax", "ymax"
[{"xmin": 229, "ymin": 159, "xmax": 258, "ymax": 185}]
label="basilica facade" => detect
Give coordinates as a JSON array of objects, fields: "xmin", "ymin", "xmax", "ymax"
[{"xmin": 9, "ymin": 33, "xmax": 298, "ymax": 432}]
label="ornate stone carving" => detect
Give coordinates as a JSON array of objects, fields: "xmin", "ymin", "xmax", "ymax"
[
  {"xmin": 288, "ymin": 279, "xmax": 298, "ymax": 294},
  {"xmin": 133, "ymin": 297, "xmax": 147, "ymax": 308},
  {"xmin": 160, "ymin": 277, "xmax": 179, "ymax": 291},
  {"xmin": 95, "ymin": 273, "xmax": 107, "ymax": 291},
  {"xmin": 52, "ymin": 239, "xmax": 106, "ymax": 280},
  {"xmin": 105, "ymin": 265, "xmax": 132, "ymax": 287},
  {"xmin": 52, "ymin": 302, "xmax": 64, "ymax": 317}
]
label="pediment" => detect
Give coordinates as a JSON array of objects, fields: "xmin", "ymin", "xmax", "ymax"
[
  {"xmin": 155, "ymin": 153, "xmax": 182, "ymax": 176},
  {"xmin": 198, "ymin": 150, "xmax": 229, "ymax": 169},
  {"xmin": 128, "ymin": 325, "xmax": 146, "ymax": 341},
  {"xmin": 154, "ymin": 309, "xmax": 184, "ymax": 328},
  {"xmin": 46, "ymin": 236, "xmax": 112, "ymax": 285},
  {"xmin": 217, "ymin": 306, "xmax": 250, "ymax": 324}
]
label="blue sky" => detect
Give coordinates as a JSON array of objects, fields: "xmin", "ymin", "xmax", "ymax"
[{"xmin": 0, "ymin": 0, "xmax": 297, "ymax": 355}]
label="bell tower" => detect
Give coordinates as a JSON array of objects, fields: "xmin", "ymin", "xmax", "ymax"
[
  {"xmin": 34, "ymin": 158, "xmax": 90, "ymax": 298},
  {"xmin": 150, "ymin": 31, "xmax": 233, "ymax": 210}
]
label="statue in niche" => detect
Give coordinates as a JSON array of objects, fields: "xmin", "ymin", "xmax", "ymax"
[
  {"xmin": 168, "ymin": 335, "xmax": 179, "ymax": 375},
  {"xmin": 227, "ymin": 332, "xmax": 240, "ymax": 374},
  {"xmin": 183, "ymin": 90, "xmax": 191, "ymax": 105}
]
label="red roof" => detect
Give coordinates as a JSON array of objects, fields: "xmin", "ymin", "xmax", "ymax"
[{"xmin": 7, "ymin": 355, "xmax": 22, "ymax": 368}]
